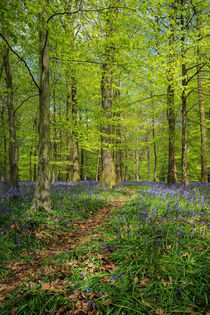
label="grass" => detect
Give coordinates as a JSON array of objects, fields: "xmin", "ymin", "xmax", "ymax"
[{"xmin": 0, "ymin": 181, "xmax": 209, "ymax": 314}]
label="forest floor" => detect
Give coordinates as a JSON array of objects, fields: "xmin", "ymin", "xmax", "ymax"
[{"xmin": 0, "ymin": 181, "xmax": 209, "ymax": 314}]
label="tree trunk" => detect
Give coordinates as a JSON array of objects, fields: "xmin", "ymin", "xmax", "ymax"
[
  {"xmin": 29, "ymin": 146, "xmax": 32, "ymax": 181},
  {"xmin": 151, "ymin": 96, "xmax": 158, "ymax": 182},
  {"xmin": 100, "ymin": 62, "xmax": 117, "ymax": 187},
  {"xmin": 99, "ymin": 4, "xmax": 117, "ymax": 188},
  {"xmin": 1, "ymin": 109, "xmax": 7, "ymax": 181},
  {"xmin": 167, "ymin": 1, "xmax": 177, "ymax": 184},
  {"xmin": 124, "ymin": 150, "xmax": 128, "ymax": 181},
  {"xmin": 3, "ymin": 46, "xmax": 19, "ymax": 191},
  {"xmin": 197, "ymin": 15, "xmax": 208, "ymax": 182},
  {"xmin": 80, "ymin": 148, "xmax": 84, "ymax": 180},
  {"xmin": 33, "ymin": 148, "xmax": 37, "ymax": 182},
  {"xmin": 71, "ymin": 75, "xmax": 80, "ymax": 182},
  {"xmin": 136, "ymin": 149, "xmax": 140, "ymax": 181},
  {"xmin": 147, "ymin": 147, "xmax": 151, "ymax": 181},
  {"xmin": 84, "ymin": 151, "xmax": 88, "ymax": 181},
  {"xmin": 31, "ymin": 7, "xmax": 50, "ymax": 210},
  {"xmin": 96, "ymin": 149, "xmax": 100, "ymax": 181},
  {"xmin": 167, "ymin": 83, "xmax": 176, "ymax": 184},
  {"xmin": 114, "ymin": 77, "xmax": 122, "ymax": 182},
  {"xmin": 181, "ymin": 4, "xmax": 189, "ymax": 188},
  {"xmin": 116, "ymin": 146, "xmax": 122, "ymax": 182},
  {"xmin": 152, "ymin": 119, "xmax": 157, "ymax": 182},
  {"xmin": 66, "ymin": 77, "xmax": 72, "ymax": 181},
  {"xmin": 51, "ymin": 82, "xmax": 57, "ymax": 183}
]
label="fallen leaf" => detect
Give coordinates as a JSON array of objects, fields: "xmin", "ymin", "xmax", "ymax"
[
  {"xmin": 169, "ymin": 276, "xmax": 173, "ymax": 283},
  {"xmin": 186, "ymin": 307, "xmax": 197, "ymax": 313},
  {"xmin": 41, "ymin": 283, "xmax": 51, "ymax": 290},
  {"xmin": 134, "ymin": 276, "xmax": 139, "ymax": 284},
  {"xmin": 161, "ymin": 278, "xmax": 167, "ymax": 287},
  {"xmin": 182, "ymin": 252, "xmax": 189, "ymax": 257},
  {"xmin": 11, "ymin": 308, "xmax": 18, "ymax": 315},
  {"xmin": 155, "ymin": 309, "xmax": 164, "ymax": 314},
  {"xmin": 90, "ymin": 292, "xmax": 96, "ymax": 299},
  {"xmin": 141, "ymin": 278, "xmax": 149, "ymax": 288}
]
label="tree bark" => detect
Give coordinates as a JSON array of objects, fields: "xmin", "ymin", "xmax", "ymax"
[
  {"xmin": 197, "ymin": 15, "xmax": 208, "ymax": 182},
  {"xmin": 167, "ymin": 1, "xmax": 177, "ymax": 184},
  {"xmin": 151, "ymin": 95, "xmax": 158, "ymax": 182},
  {"xmin": 1, "ymin": 108, "xmax": 7, "ymax": 181},
  {"xmin": 51, "ymin": 81, "xmax": 57, "ymax": 183},
  {"xmin": 99, "ymin": 4, "xmax": 117, "ymax": 188},
  {"xmin": 66, "ymin": 77, "xmax": 72, "ymax": 181},
  {"xmin": 71, "ymin": 75, "xmax": 80, "ymax": 182},
  {"xmin": 152, "ymin": 118, "xmax": 157, "ymax": 182},
  {"xmin": 124, "ymin": 149, "xmax": 128, "ymax": 181},
  {"xmin": 31, "ymin": 7, "xmax": 50, "ymax": 210},
  {"xmin": 100, "ymin": 62, "xmax": 117, "ymax": 187},
  {"xmin": 114, "ymin": 78, "xmax": 122, "ymax": 182},
  {"xmin": 96, "ymin": 149, "xmax": 100, "ymax": 181},
  {"xmin": 147, "ymin": 147, "xmax": 151, "ymax": 181},
  {"xmin": 181, "ymin": 2, "xmax": 189, "ymax": 188},
  {"xmin": 136, "ymin": 148, "xmax": 140, "ymax": 181},
  {"xmin": 167, "ymin": 83, "xmax": 176, "ymax": 184},
  {"xmin": 3, "ymin": 46, "xmax": 19, "ymax": 191},
  {"xmin": 80, "ymin": 148, "xmax": 84, "ymax": 180}
]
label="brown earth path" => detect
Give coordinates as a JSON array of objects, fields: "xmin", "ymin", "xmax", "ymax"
[{"xmin": 0, "ymin": 188, "xmax": 136, "ymax": 314}]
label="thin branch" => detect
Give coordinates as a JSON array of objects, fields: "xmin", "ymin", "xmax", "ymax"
[
  {"xmin": 125, "ymin": 94, "xmax": 167, "ymax": 108},
  {"xmin": 187, "ymin": 119, "xmax": 210, "ymax": 130},
  {"xmin": 186, "ymin": 62, "xmax": 205, "ymax": 72},
  {"xmin": 2, "ymin": 94, "xmax": 39, "ymax": 127},
  {"xmin": 186, "ymin": 63, "xmax": 206, "ymax": 84},
  {"xmin": 0, "ymin": 33, "xmax": 40, "ymax": 91},
  {"xmin": 14, "ymin": 94, "xmax": 39, "ymax": 113},
  {"xmin": 51, "ymin": 56, "xmax": 101, "ymax": 65},
  {"xmin": 47, "ymin": 5, "xmax": 137, "ymax": 23}
]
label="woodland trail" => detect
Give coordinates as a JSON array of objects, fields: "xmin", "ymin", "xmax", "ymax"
[{"xmin": 0, "ymin": 188, "xmax": 136, "ymax": 314}]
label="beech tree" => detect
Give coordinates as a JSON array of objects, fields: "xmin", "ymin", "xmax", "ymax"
[
  {"xmin": 31, "ymin": 1, "xmax": 50, "ymax": 210},
  {"xmin": 99, "ymin": 1, "xmax": 118, "ymax": 187}
]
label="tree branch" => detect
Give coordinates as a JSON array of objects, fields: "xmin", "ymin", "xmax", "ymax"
[
  {"xmin": 0, "ymin": 33, "xmax": 40, "ymax": 91},
  {"xmin": 51, "ymin": 56, "xmax": 101, "ymax": 65},
  {"xmin": 187, "ymin": 119, "xmax": 210, "ymax": 130},
  {"xmin": 186, "ymin": 63, "xmax": 206, "ymax": 84},
  {"xmin": 14, "ymin": 94, "xmax": 39, "ymax": 114},
  {"xmin": 125, "ymin": 94, "xmax": 167, "ymax": 108}
]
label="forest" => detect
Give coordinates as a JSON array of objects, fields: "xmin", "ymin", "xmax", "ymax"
[{"xmin": 0, "ymin": 0, "xmax": 209, "ymax": 314}]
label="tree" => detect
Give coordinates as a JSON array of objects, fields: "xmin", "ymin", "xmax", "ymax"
[
  {"xmin": 99, "ymin": 1, "xmax": 118, "ymax": 187},
  {"xmin": 167, "ymin": 1, "xmax": 177, "ymax": 184},
  {"xmin": 31, "ymin": 2, "xmax": 50, "ymax": 210},
  {"xmin": 196, "ymin": 6, "xmax": 208, "ymax": 182},
  {"xmin": 3, "ymin": 45, "xmax": 19, "ymax": 191}
]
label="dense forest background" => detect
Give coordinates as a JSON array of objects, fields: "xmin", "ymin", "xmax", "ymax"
[{"xmin": 0, "ymin": 0, "xmax": 209, "ymax": 207}]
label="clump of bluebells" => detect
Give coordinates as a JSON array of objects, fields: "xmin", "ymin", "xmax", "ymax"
[
  {"xmin": 0, "ymin": 181, "xmax": 128, "ymax": 274},
  {"xmin": 79, "ymin": 181, "xmax": 209, "ymax": 314}
]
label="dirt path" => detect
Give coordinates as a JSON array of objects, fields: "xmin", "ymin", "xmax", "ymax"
[{"xmin": 0, "ymin": 189, "xmax": 136, "ymax": 314}]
